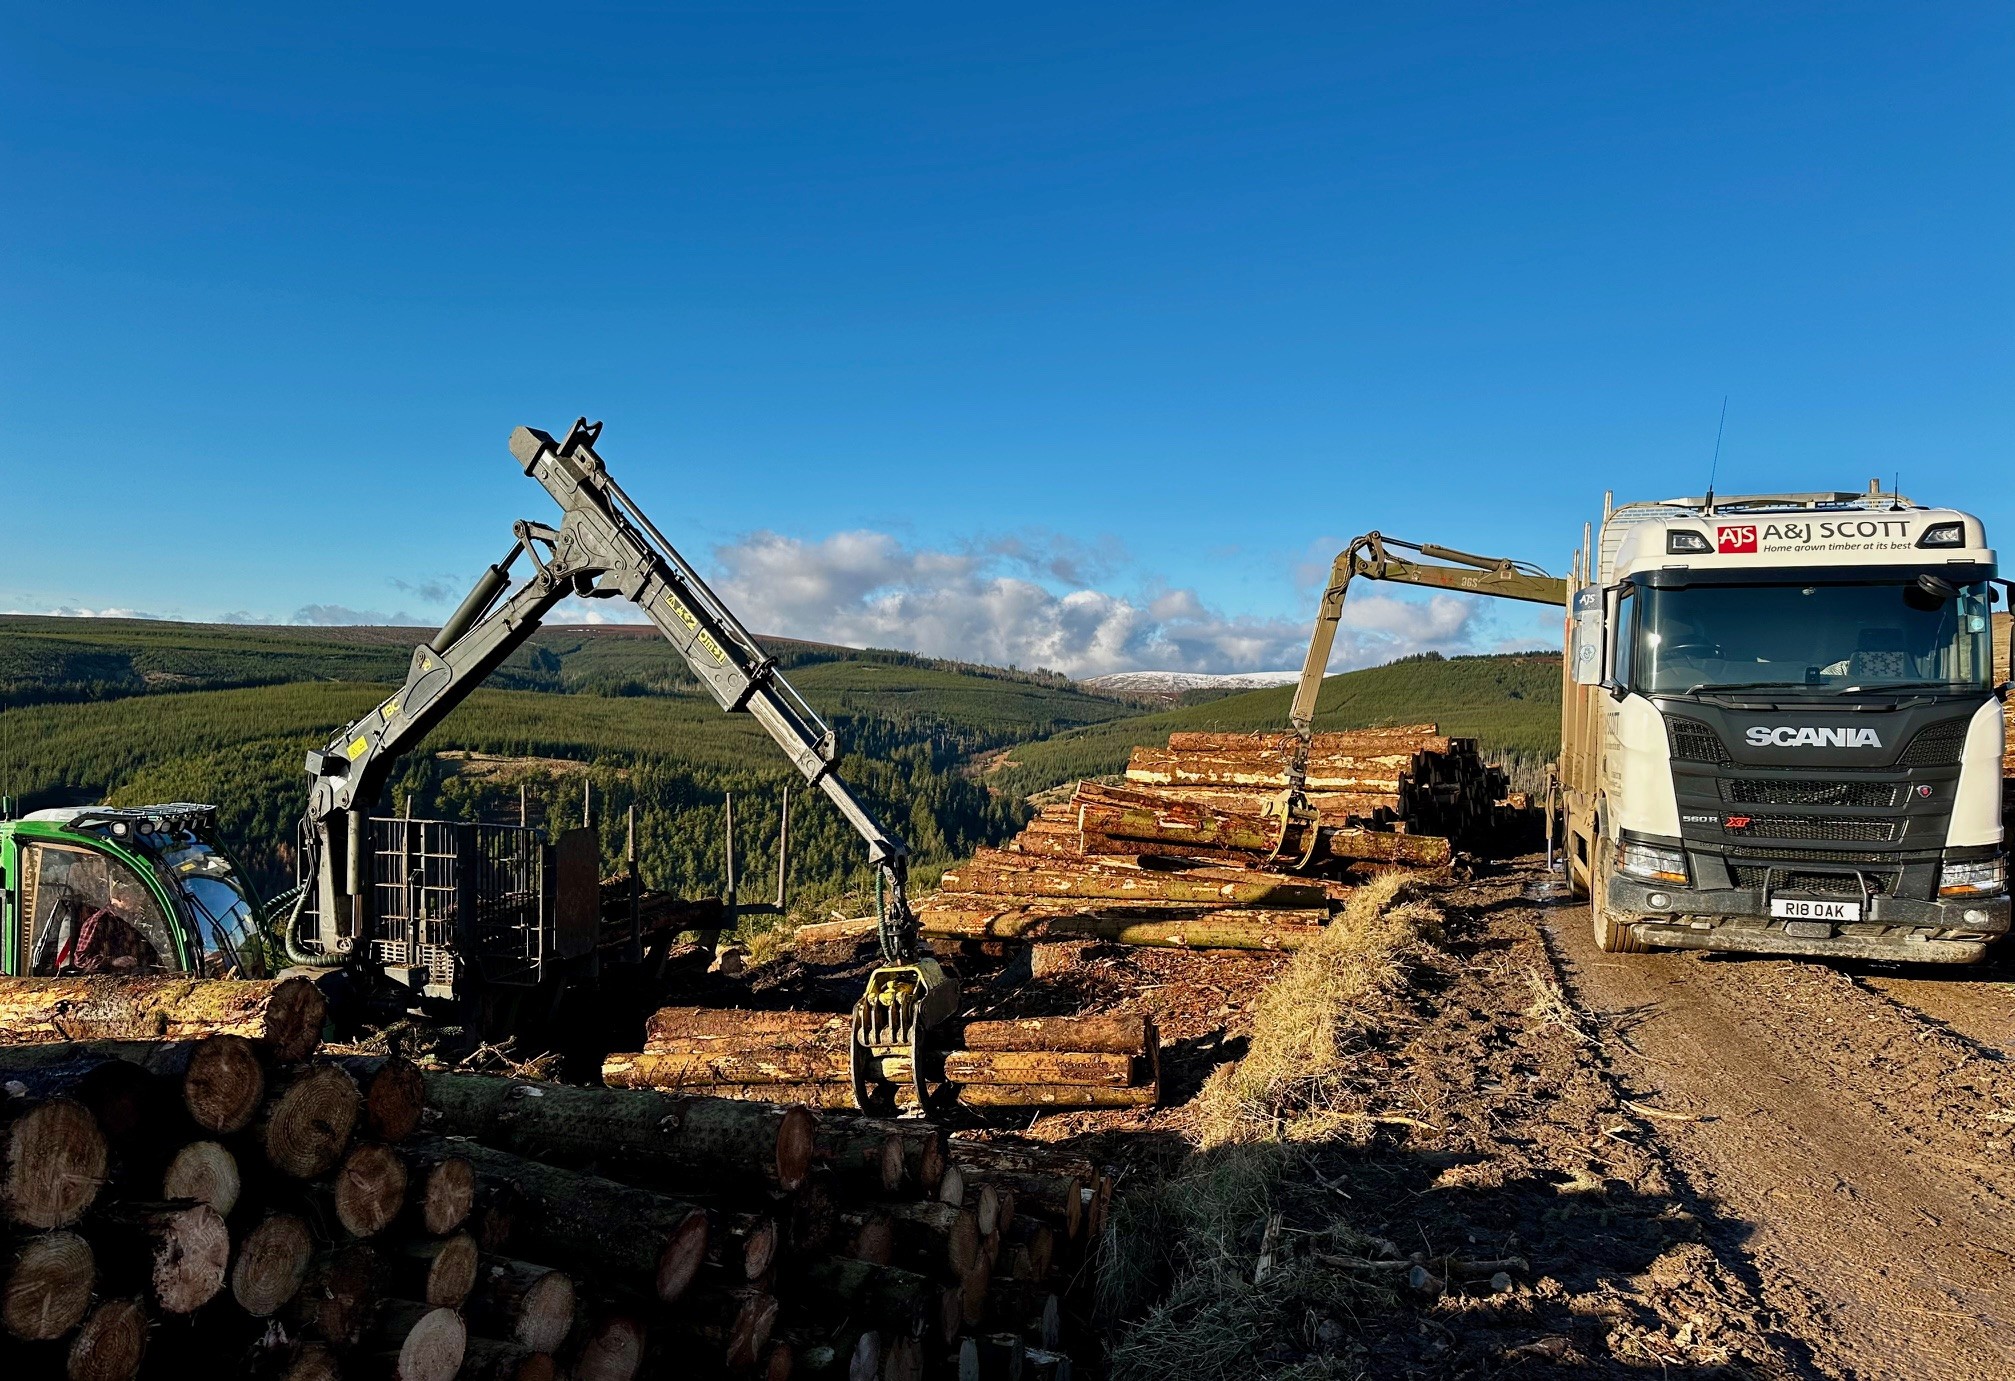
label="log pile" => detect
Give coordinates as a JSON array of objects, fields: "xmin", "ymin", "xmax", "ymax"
[
  {"xmin": 602, "ymin": 1008, "xmax": 1162, "ymax": 1113},
  {"xmin": 0, "ymin": 981, "xmax": 1100, "ymax": 1379},
  {"xmin": 913, "ymin": 725, "xmax": 1506, "ymax": 953}
]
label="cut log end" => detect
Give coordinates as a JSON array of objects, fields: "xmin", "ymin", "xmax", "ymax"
[
  {"xmin": 181, "ymin": 1034, "xmax": 266, "ymax": 1134},
  {"xmin": 232, "ymin": 1213, "xmax": 314, "ymax": 1317},
  {"xmin": 278, "ymin": 1344, "xmax": 342, "ymax": 1381},
  {"xmin": 65, "ymin": 1297, "xmax": 149, "ymax": 1381},
  {"xmin": 358, "ymin": 1056, "xmax": 426, "ymax": 1142},
  {"xmin": 2, "ymin": 1229, "xmax": 94, "ymax": 1341},
  {"xmin": 415, "ymin": 1153, "xmax": 476, "ymax": 1237},
  {"xmin": 334, "ymin": 1141, "xmax": 409, "ymax": 1238},
  {"xmin": 124, "ymin": 1201, "xmax": 230, "ymax": 1314},
  {"xmin": 2, "ymin": 1097, "xmax": 108, "ymax": 1230},
  {"xmin": 571, "ymin": 1315, "xmax": 647, "ymax": 1381},
  {"xmin": 512, "ymin": 1268, "xmax": 578, "ymax": 1352},
  {"xmin": 403, "ymin": 1232, "xmax": 479, "ymax": 1309},
  {"xmin": 390, "ymin": 1304, "xmax": 467, "ymax": 1381},
  {"xmin": 653, "ymin": 1209, "xmax": 710, "ymax": 1302},
  {"xmin": 161, "ymin": 1139, "xmax": 240, "ymax": 1216},
  {"xmin": 262, "ymin": 976, "xmax": 330, "ymax": 1063},
  {"xmin": 262, "ymin": 1065, "xmax": 362, "ymax": 1179},
  {"xmin": 775, "ymin": 1103, "xmax": 818, "ymax": 1190}
]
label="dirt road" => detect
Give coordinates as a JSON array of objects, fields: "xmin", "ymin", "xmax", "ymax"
[{"xmin": 1547, "ymin": 896, "xmax": 2015, "ymax": 1380}]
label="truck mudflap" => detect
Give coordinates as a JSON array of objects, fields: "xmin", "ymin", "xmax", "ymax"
[{"xmin": 1606, "ymin": 872, "xmax": 2009, "ymax": 964}]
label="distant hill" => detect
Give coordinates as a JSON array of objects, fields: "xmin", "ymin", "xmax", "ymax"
[
  {"xmin": 988, "ymin": 652, "xmax": 1563, "ymax": 803},
  {"xmin": 0, "ymin": 617, "xmax": 1144, "ymax": 911}
]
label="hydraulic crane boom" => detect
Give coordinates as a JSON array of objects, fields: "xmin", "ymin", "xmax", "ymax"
[
  {"xmin": 1278, "ymin": 532, "xmax": 1566, "ymax": 823},
  {"xmin": 297, "ymin": 418, "xmax": 917, "ymax": 965}
]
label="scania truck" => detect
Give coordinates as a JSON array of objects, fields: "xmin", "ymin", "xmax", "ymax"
[{"xmin": 1285, "ymin": 484, "xmax": 2008, "ymax": 962}]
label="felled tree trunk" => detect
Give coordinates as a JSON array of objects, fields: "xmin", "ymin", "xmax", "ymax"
[
  {"xmin": 941, "ymin": 1051, "xmax": 1136, "ymax": 1088},
  {"xmin": 160, "ymin": 1139, "xmax": 239, "ymax": 1215},
  {"xmin": 794, "ymin": 1258, "xmax": 958, "ymax": 1346},
  {"xmin": 644, "ymin": 1007, "xmax": 849, "ymax": 1046},
  {"xmin": 602, "ymin": 1049, "xmax": 848, "ymax": 1087},
  {"xmin": 0, "ymin": 1036, "xmax": 266, "ymax": 1136},
  {"xmin": 363, "ymin": 1299, "xmax": 466, "ymax": 1381},
  {"xmin": 918, "ymin": 904, "xmax": 1328, "ymax": 951},
  {"xmin": 0, "ymin": 977, "xmax": 325, "ymax": 1061},
  {"xmin": 954, "ymin": 1015, "xmax": 1154, "ymax": 1056},
  {"xmin": 403, "ymin": 1147, "xmax": 476, "ymax": 1237},
  {"xmin": 456, "ymin": 1338, "xmax": 557, "ymax": 1381},
  {"xmin": 288, "ymin": 1243, "xmax": 378, "ymax": 1346},
  {"xmin": 419, "ymin": 1072, "xmax": 815, "ymax": 1191},
  {"xmin": 672, "ymin": 1285, "xmax": 779, "ymax": 1371},
  {"xmin": 391, "ymin": 1233, "xmax": 479, "ymax": 1309},
  {"xmin": 416, "ymin": 1138, "xmax": 709, "ymax": 1305},
  {"xmin": 324, "ymin": 1054, "xmax": 425, "ymax": 1142},
  {"xmin": 566, "ymin": 1312, "xmax": 647, "ymax": 1381}
]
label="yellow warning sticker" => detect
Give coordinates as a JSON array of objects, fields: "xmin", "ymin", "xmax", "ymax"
[{"xmin": 346, "ymin": 737, "xmax": 370, "ymax": 761}]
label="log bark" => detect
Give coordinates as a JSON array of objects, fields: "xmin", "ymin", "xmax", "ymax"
[
  {"xmin": 964, "ymin": 1172, "xmax": 1082, "ymax": 1238},
  {"xmin": 366, "ymin": 1299, "xmax": 466, "ymax": 1381},
  {"xmin": 0, "ymin": 1095, "xmax": 106, "ymax": 1229},
  {"xmin": 469, "ymin": 1256, "xmax": 576, "ymax": 1353},
  {"xmin": 94, "ymin": 1200, "xmax": 229, "ymax": 1314},
  {"xmin": 942, "ymin": 1051, "xmax": 1137, "ymax": 1089},
  {"xmin": 331, "ymin": 1141, "xmax": 408, "ymax": 1238},
  {"xmin": 602, "ymin": 1049, "xmax": 848, "ymax": 1087},
  {"xmin": 406, "ymin": 1149, "xmax": 477, "ymax": 1238},
  {"xmin": 258, "ymin": 1065, "xmax": 361, "ymax": 1179},
  {"xmin": 393, "ymin": 1231, "xmax": 478, "ymax": 1309},
  {"xmin": 419, "ymin": 1072, "xmax": 815, "ymax": 1191},
  {"xmin": 813, "ymin": 1125, "xmax": 903, "ymax": 1192},
  {"xmin": 64, "ymin": 1297, "xmax": 149, "ymax": 1381},
  {"xmin": 161, "ymin": 1139, "xmax": 239, "ymax": 1215},
  {"xmin": 455, "ymin": 1338, "xmax": 556, "ymax": 1381},
  {"xmin": 918, "ymin": 904, "xmax": 1328, "ymax": 951},
  {"xmin": 795, "ymin": 1258, "xmax": 955, "ymax": 1344},
  {"xmin": 2, "ymin": 1229, "xmax": 94, "ymax": 1341},
  {"xmin": 884, "ymin": 1200, "xmax": 980, "ymax": 1276},
  {"xmin": 955, "ymin": 1016, "xmax": 1154, "ymax": 1057},
  {"xmin": 290, "ymin": 1243, "xmax": 378, "ymax": 1346},
  {"xmin": 644, "ymin": 1008, "xmax": 849, "ymax": 1045},
  {"xmin": 418, "ymin": 1138, "xmax": 709, "ymax": 1305},
  {"xmin": 789, "ymin": 917, "xmax": 881, "ymax": 947},
  {"xmin": 821, "ymin": 1116, "xmax": 946, "ymax": 1196},
  {"xmin": 326, "ymin": 1055, "xmax": 426, "ymax": 1143},
  {"xmin": 0, "ymin": 976, "xmax": 324, "ymax": 1061},
  {"xmin": 231, "ymin": 1213, "xmax": 313, "ymax": 1317},
  {"xmin": 941, "ymin": 851, "xmax": 1334, "ymax": 907}
]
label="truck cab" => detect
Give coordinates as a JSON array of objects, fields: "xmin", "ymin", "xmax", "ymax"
[
  {"xmin": 1561, "ymin": 487, "xmax": 2009, "ymax": 961},
  {"xmin": 0, "ymin": 804, "xmax": 269, "ymax": 979}
]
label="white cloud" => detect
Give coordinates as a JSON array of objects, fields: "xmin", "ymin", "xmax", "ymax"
[
  {"xmin": 696, "ymin": 529, "xmax": 1481, "ymax": 678},
  {"xmin": 1, "ymin": 606, "xmax": 164, "ymax": 620},
  {"xmin": 291, "ymin": 603, "xmax": 424, "ymax": 626}
]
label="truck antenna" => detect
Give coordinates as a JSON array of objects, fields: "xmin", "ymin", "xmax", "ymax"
[{"xmin": 1704, "ymin": 395, "xmax": 1728, "ymax": 512}]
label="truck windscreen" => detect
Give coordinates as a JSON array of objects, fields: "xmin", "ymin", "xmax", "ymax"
[{"xmin": 1621, "ymin": 577, "xmax": 1996, "ymax": 696}]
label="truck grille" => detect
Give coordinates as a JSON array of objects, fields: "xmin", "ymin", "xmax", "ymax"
[
  {"xmin": 1899, "ymin": 718, "xmax": 1971, "ymax": 767},
  {"xmin": 1726, "ymin": 815, "xmax": 1898, "ymax": 843},
  {"xmin": 1732, "ymin": 866, "xmax": 1896, "ymax": 897},
  {"xmin": 1721, "ymin": 779, "xmax": 1899, "ymax": 808},
  {"xmin": 1668, "ymin": 718, "xmax": 1733, "ymax": 766}
]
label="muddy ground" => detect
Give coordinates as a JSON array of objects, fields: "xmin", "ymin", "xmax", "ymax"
[{"xmin": 694, "ymin": 859, "xmax": 2014, "ymax": 1379}]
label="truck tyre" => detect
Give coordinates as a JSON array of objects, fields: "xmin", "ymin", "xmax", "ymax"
[{"xmin": 1590, "ymin": 841, "xmax": 1651, "ymax": 954}]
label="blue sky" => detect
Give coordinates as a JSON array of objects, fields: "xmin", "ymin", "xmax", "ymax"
[{"xmin": 4, "ymin": 3, "xmax": 2009, "ymax": 676}]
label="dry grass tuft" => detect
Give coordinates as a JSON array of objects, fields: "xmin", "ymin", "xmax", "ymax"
[{"xmin": 1196, "ymin": 870, "xmax": 1441, "ymax": 1147}]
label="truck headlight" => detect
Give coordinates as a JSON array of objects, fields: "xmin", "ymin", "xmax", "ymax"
[
  {"xmin": 1939, "ymin": 856, "xmax": 2007, "ymax": 897},
  {"xmin": 1617, "ymin": 841, "xmax": 1690, "ymax": 885}
]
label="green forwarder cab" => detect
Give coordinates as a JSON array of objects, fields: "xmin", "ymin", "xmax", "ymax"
[{"xmin": 0, "ymin": 804, "xmax": 272, "ymax": 980}]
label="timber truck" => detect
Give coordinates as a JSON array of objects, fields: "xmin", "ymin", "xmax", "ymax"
[
  {"xmin": 1285, "ymin": 485, "xmax": 2009, "ymax": 962},
  {"xmin": 0, "ymin": 420, "xmax": 954, "ymax": 1108}
]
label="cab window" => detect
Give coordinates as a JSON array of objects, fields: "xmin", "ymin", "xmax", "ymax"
[{"xmin": 18, "ymin": 843, "xmax": 181, "ymax": 975}]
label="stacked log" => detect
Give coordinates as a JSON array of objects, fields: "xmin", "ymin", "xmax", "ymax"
[
  {"xmin": 0, "ymin": 995, "xmax": 1100, "ymax": 1379},
  {"xmin": 602, "ymin": 1009, "xmax": 1162, "ymax": 1112}
]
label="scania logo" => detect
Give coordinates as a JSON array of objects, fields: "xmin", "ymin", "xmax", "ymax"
[{"xmin": 1744, "ymin": 726, "xmax": 1883, "ymax": 748}]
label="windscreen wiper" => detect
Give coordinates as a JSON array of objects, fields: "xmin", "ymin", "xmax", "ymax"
[{"xmin": 1832, "ymin": 680, "xmax": 1969, "ymax": 695}]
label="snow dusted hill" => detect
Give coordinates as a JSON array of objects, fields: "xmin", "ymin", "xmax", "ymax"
[{"xmin": 1082, "ymin": 669, "xmax": 1301, "ymax": 694}]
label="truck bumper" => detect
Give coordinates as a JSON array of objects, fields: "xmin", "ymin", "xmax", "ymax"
[{"xmin": 1606, "ymin": 872, "xmax": 2010, "ymax": 964}]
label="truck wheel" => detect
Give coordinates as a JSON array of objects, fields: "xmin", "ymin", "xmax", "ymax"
[{"xmin": 1590, "ymin": 843, "xmax": 1650, "ymax": 954}]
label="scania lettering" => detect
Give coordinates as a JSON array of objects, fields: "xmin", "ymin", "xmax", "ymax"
[{"xmin": 1744, "ymin": 727, "xmax": 1884, "ymax": 749}]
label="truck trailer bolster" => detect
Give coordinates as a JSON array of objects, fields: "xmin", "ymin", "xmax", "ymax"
[{"xmin": 1606, "ymin": 870, "xmax": 2008, "ymax": 964}]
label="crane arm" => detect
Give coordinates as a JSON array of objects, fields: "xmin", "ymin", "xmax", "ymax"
[
  {"xmin": 1283, "ymin": 531, "xmax": 1566, "ymax": 791},
  {"xmin": 299, "ymin": 419, "xmax": 915, "ymax": 958}
]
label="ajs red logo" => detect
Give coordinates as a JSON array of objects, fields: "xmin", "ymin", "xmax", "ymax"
[{"xmin": 1716, "ymin": 524, "xmax": 1759, "ymax": 554}]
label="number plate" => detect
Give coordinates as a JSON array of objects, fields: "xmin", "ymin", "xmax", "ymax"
[{"xmin": 1770, "ymin": 897, "xmax": 1861, "ymax": 923}]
